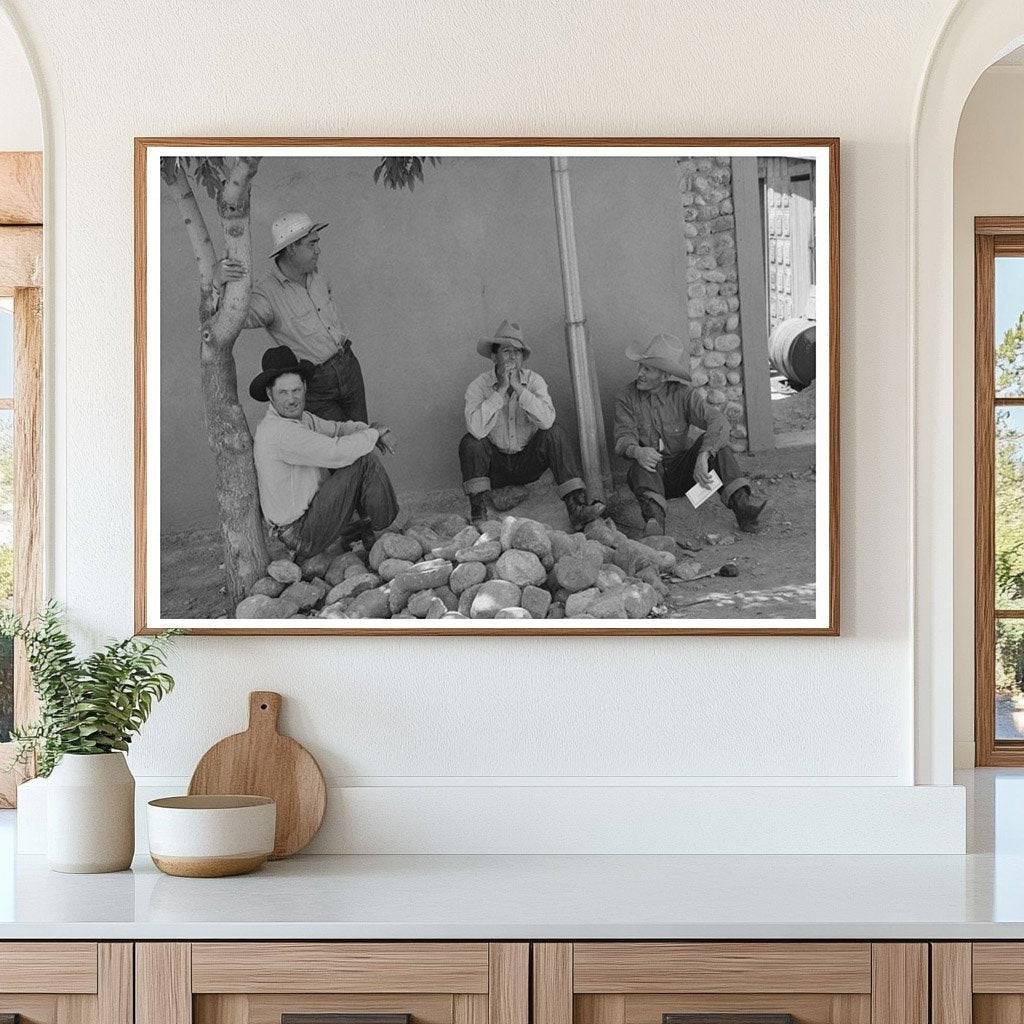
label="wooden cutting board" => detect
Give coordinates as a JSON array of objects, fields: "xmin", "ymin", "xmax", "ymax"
[{"xmin": 188, "ymin": 691, "xmax": 326, "ymax": 859}]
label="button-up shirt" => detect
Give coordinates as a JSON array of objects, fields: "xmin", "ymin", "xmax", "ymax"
[
  {"xmin": 613, "ymin": 380, "xmax": 730, "ymax": 457},
  {"xmin": 253, "ymin": 406, "xmax": 379, "ymax": 526},
  {"xmin": 464, "ymin": 368, "xmax": 556, "ymax": 453},
  {"xmin": 243, "ymin": 265, "xmax": 349, "ymax": 365}
]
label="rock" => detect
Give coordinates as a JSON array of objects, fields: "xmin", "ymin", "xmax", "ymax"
[
  {"xmin": 325, "ymin": 572, "xmax": 381, "ymax": 605},
  {"xmin": 584, "ymin": 585, "xmax": 629, "ymax": 618},
  {"xmin": 279, "ymin": 580, "xmax": 324, "ymax": 610},
  {"xmin": 249, "ymin": 576, "xmax": 285, "ymax": 598},
  {"xmin": 564, "ymin": 587, "xmax": 600, "ymax": 617},
  {"xmin": 431, "ymin": 512, "xmax": 470, "ymax": 538},
  {"xmin": 581, "ymin": 539, "xmax": 608, "ymax": 570},
  {"xmin": 715, "ymin": 333, "xmax": 741, "ymax": 352},
  {"xmin": 457, "ymin": 582, "xmax": 484, "ymax": 617},
  {"xmin": 378, "ymin": 557, "xmax": 415, "ymax": 582},
  {"xmin": 495, "ymin": 549, "xmax": 546, "ymax": 586},
  {"xmin": 596, "ymin": 566, "xmax": 627, "ymax": 590},
  {"xmin": 432, "ymin": 525, "xmax": 480, "ymax": 559},
  {"xmin": 346, "ymin": 587, "xmax": 391, "ymax": 619},
  {"xmin": 583, "ymin": 518, "xmax": 621, "ymax": 547},
  {"xmin": 235, "ymin": 595, "xmax": 299, "ymax": 619},
  {"xmin": 407, "ymin": 589, "xmax": 440, "ymax": 618},
  {"xmin": 368, "ymin": 533, "xmax": 423, "ymax": 571},
  {"xmin": 521, "ymin": 585, "xmax": 552, "ymax": 619},
  {"xmin": 318, "ymin": 601, "xmax": 350, "ymax": 618},
  {"xmin": 450, "ymin": 560, "xmax": 487, "ymax": 594},
  {"xmin": 469, "ymin": 580, "xmax": 523, "ymax": 619},
  {"xmin": 393, "ymin": 609, "xmax": 416, "ymax": 619},
  {"xmin": 640, "ymin": 535, "xmax": 681, "ymax": 556},
  {"xmin": 325, "ymin": 551, "xmax": 366, "ymax": 585},
  {"xmin": 424, "ymin": 597, "xmax": 448, "ymax": 618},
  {"xmin": 267, "ymin": 559, "xmax": 302, "ymax": 584},
  {"xmin": 442, "ymin": 611, "xmax": 469, "ymax": 619},
  {"xmin": 546, "ymin": 604, "xmax": 565, "ymax": 619},
  {"xmin": 434, "ymin": 586, "xmax": 459, "ymax": 611},
  {"xmin": 404, "ymin": 526, "xmax": 441, "ymax": 553},
  {"xmin": 553, "ymin": 555, "xmax": 600, "ymax": 593},
  {"xmin": 300, "ymin": 552, "xmax": 333, "ymax": 580},
  {"xmin": 495, "ymin": 607, "xmax": 531, "ymax": 619},
  {"xmin": 343, "ymin": 561, "xmax": 370, "ymax": 579},
  {"xmin": 455, "ymin": 540, "xmax": 502, "ymax": 563},
  {"xmin": 672, "ymin": 560, "xmax": 703, "ymax": 581},
  {"xmin": 476, "ymin": 519, "xmax": 503, "ymax": 541},
  {"xmin": 624, "ymin": 582, "xmax": 659, "ymax": 618},
  {"xmin": 510, "ymin": 519, "xmax": 552, "ymax": 559},
  {"xmin": 549, "ymin": 530, "xmax": 585, "ymax": 562},
  {"xmin": 394, "ymin": 558, "xmax": 453, "ymax": 592},
  {"xmin": 499, "ymin": 516, "xmax": 519, "ymax": 551}
]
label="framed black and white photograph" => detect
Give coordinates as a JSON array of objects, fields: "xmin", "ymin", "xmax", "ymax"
[{"xmin": 135, "ymin": 138, "xmax": 839, "ymax": 635}]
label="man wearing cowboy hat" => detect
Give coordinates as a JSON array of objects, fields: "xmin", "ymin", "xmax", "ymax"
[
  {"xmin": 215, "ymin": 211, "xmax": 368, "ymax": 424},
  {"xmin": 614, "ymin": 333, "xmax": 767, "ymax": 535},
  {"xmin": 251, "ymin": 344, "xmax": 399, "ymax": 561},
  {"xmin": 460, "ymin": 319, "xmax": 605, "ymax": 529}
]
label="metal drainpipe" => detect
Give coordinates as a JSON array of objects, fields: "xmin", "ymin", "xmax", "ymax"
[{"xmin": 548, "ymin": 155, "xmax": 613, "ymax": 502}]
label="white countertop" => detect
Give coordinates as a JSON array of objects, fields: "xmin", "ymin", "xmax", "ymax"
[{"xmin": 1, "ymin": 849, "xmax": 1023, "ymax": 940}]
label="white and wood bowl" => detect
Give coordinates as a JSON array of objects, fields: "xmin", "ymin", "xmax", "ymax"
[{"xmin": 147, "ymin": 795, "xmax": 276, "ymax": 877}]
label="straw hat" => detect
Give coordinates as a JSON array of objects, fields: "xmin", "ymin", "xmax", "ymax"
[
  {"xmin": 267, "ymin": 212, "xmax": 328, "ymax": 259},
  {"xmin": 476, "ymin": 319, "xmax": 532, "ymax": 359}
]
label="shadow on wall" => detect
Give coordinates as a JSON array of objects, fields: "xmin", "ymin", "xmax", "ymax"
[{"xmin": 159, "ymin": 155, "xmax": 689, "ymax": 532}]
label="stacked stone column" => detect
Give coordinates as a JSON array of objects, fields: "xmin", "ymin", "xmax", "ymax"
[{"xmin": 678, "ymin": 156, "xmax": 748, "ymax": 452}]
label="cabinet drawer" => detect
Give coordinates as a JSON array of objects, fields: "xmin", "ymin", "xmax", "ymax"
[
  {"xmin": 535, "ymin": 943, "xmax": 925, "ymax": 1024},
  {"xmin": 0, "ymin": 942, "xmax": 98, "ymax": 993}
]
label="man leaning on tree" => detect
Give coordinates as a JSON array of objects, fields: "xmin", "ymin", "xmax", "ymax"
[
  {"xmin": 215, "ymin": 212, "xmax": 367, "ymax": 423},
  {"xmin": 614, "ymin": 333, "xmax": 767, "ymax": 536},
  {"xmin": 459, "ymin": 319, "xmax": 606, "ymax": 530}
]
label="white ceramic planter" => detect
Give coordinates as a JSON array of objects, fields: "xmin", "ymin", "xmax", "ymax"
[{"xmin": 46, "ymin": 752, "xmax": 135, "ymax": 873}]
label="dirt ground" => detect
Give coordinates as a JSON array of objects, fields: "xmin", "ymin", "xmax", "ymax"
[{"xmin": 160, "ymin": 437, "xmax": 818, "ymax": 622}]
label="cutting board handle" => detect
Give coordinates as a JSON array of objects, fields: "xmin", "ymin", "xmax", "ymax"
[{"xmin": 248, "ymin": 691, "xmax": 282, "ymax": 734}]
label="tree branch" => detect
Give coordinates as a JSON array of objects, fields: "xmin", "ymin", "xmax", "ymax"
[
  {"xmin": 212, "ymin": 156, "xmax": 262, "ymax": 346},
  {"xmin": 165, "ymin": 162, "xmax": 218, "ymax": 321}
]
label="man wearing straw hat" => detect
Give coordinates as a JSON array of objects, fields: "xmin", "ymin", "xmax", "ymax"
[
  {"xmin": 614, "ymin": 333, "xmax": 767, "ymax": 536},
  {"xmin": 460, "ymin": 319, "xmax": 606, "ymax": 529},
  {"xmin": 216, "ymin": 212, "xmax": 367, "ymax": 424}
]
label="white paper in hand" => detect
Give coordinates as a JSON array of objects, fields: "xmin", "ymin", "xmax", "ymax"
[{"xmin": 686, "ymin": 469, "xmax": 723, "ymax": 509}]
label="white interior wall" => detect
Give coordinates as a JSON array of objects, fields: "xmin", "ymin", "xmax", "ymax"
[
  {"xmin": 0, "ymin": 0, "xmax": 981, "ymax": 852},
  {"xmin": 0, "ymin": 8, "xmax": 39, "ymax": 151},
  {"xmin": 952, "ymin": 63, "xmax": 1024, "ymax": 768}
]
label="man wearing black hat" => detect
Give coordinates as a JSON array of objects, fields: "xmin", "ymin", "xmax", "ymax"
[{"xmin": 250, "ymin": 345, "xmax": 398, "ymax": 560}]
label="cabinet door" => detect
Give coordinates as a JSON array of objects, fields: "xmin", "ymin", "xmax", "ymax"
[
  {"xmin": 0, "ymin": 942, "xmax": 132, "ymax": 1024},
  {"xmin": 936, "ymin": 942, "xmax": 1024, "ymax": 1024},
  {"xmin": 534, "ymin": 943, "xmax": 927, "ymax": 1024},
  {"xmin": 137, "ymin": 943, "xmax": 528, "ymax": 1024}
]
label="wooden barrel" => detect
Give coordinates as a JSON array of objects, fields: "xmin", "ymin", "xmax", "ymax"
[{"xmin": 769, "ymin": 317, "xmax": 816, "ymax": 390}]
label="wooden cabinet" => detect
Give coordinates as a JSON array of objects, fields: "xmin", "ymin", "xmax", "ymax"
[
  {"xmin": 0, "ymin": 942, "xmax": 132, "ymax": 1024},
  {"xmin": 136, "ymin": 943, "xmax": 528, "ymax": 1024},
  {"xmin": 931, "ymin": 943, "xmax": 1024, "ymax": 1024},
  {"xmin": 533, "ymin": 943, "xmax": 928, "ymax": 1024}
]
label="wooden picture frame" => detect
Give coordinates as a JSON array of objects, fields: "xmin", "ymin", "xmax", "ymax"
[{"xmin": 135, "ymin": 137, "xmax": 840, "ymax": 636}]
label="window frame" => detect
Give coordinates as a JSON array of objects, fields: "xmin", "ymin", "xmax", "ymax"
[{"xmin": 975, "ymin": 218, "xmax": 1024, "ymax": 765}]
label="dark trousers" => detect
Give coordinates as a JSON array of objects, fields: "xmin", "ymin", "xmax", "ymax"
[
  {"xmin": 459, "ymin": 425, "xmax": 585, "ymax": 499},
  {"xmin": 305, "ymin": 343, "xmax": 368, "ymax": 423},
  {"xmin": 291, "ymin": 452, "xmax": 398, "ymax": 561},
  {"xmin": 626, "ymin": 436, "xmax": 749, "ymax": 509}
]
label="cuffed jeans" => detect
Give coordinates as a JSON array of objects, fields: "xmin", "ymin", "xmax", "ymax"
[
  {"xmin": 282, "ymin": 452, "xmax": 398, "ymax": 561},
  {"xmin": 626, "ymin": 437, "xmax": 749, "ymax": 510},
  {"xmin": 305, "ymin": 342, "xmax": 368, "ymax": 423},
  {"xmin": 459, "ymin": 425, "xmax": 585, "ymax": 498}
]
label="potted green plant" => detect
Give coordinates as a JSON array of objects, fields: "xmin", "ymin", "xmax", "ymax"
[{"xmin": 2, "ymin": 603, "xmax": 178, "ymax": 873}]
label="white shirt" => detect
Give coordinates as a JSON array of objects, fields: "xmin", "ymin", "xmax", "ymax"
[
  {"xmin": 253, "ymin": 406, "xmax": 379, "ymax": 526},
  {"xmin": 463, "ymin": 368, "xmax": 556, "ymax": 453}
]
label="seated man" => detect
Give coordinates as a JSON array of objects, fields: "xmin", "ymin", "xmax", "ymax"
[
  {"xmin": 251, "ymin": 345, "xmax": 399, "ymax": 561},
  {"xmin": 460, "ymin": 319, "xmax": 605, "ymax": 529},
  {"xmin": 614, "ymin": 333, "xmax": 767, "ymax": 536}
]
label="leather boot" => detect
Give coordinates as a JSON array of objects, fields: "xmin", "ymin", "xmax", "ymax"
[
  {"xmin": 637, "ymin": 492, "xmax": 666, "ymax": 536},
  {"xmin": 469, "ymin": 491, "xmax": 495, "ymax": 527},
  {"xmin": 564, "ymin": 489, "xmax": 606, "ymax": 530},
  {"xmin": 731, "ymin": 487, "xmax": 768, "ymax": 533}
]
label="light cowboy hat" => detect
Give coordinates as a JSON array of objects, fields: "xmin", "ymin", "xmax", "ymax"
[
  {"xmin": 624, "ymin": 332, "xmax": 691, "ymax": 382},
  {"xmin": 476, "ymin": 319, "xmax": 532, "ymax": 359},
  {"xmin": 267, "ymin": 211, "xmax": 329, "ymax": 259}
]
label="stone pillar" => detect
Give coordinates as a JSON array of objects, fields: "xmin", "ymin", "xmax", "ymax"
[{"xmin": 677, "ymin": 156, "xmax": 749, "ymax": 453}]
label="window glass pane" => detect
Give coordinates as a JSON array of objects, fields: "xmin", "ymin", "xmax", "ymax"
[
  {"xmin": 996, "ymin": 257, "xmax": 1024, "ymax": 397},
  {"xmin": 0, "ymin": 301, "xmax": 11, "ymax": 399},
  {"xmin": 997, "ymin": 407, "xmax": 1024, "ymax": 610},
  {"xmin": 0, "ymin": 409, "xmax": 11, "ymax": 743},
  {"xmin": 997, "ymin": 620, "xmax": 1024, "ymax": 740}
]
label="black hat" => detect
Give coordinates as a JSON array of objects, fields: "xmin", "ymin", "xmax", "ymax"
[{"xmin": 249, "ymin": 345, "xmax": 316, "ymax": 401}]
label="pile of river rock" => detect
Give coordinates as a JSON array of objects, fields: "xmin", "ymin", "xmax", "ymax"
[{"xmin": 235, "ymin": 513, "xmax": 705, "ymax": 621}]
